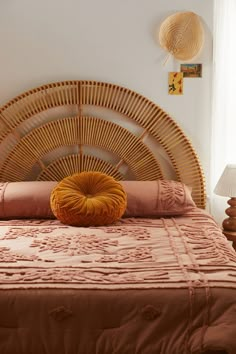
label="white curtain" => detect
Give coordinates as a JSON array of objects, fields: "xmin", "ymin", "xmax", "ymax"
[{"xmin": 211, "ymin": 0, "xmax": 236, "ymax": 223}]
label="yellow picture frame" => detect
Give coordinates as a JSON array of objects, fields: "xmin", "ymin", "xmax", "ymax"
[{"xmin": 168, "ymin": 72, "xmax": 184, "ymax": 95}]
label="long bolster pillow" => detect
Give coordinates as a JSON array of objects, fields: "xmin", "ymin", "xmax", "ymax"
[{"xmin": 0, "ymin": 180, "xmax": 196, "ymax": 219}]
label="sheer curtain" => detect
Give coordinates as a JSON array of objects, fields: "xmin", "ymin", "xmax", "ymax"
[{"xmin": 211, "ymin": 0, "xmax": 236, "ymax": 223}]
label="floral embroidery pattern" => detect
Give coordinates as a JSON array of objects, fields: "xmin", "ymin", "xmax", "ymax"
[
  {"xmin": 0, "ymin": 246, "xmax": 40, "ymax": 263},
  {"xmin": 0, "ymin": 212, "xmax": 236, "ymax": 290},
  {"xmin": 0, "ymin": 267, "xmax": 169, "ymax": 284},
  {"xmin": 103, "ymin": 227, "xmax": 151, "ymax": 240},
  {"xmin": 118, "ymin": 247, "xmax": 153, "ymax": 262},
  {"xmin": 0, "ymin": 219, "xmax": 62, "ymax": 226},
  {"xmin": 117, "ymin": 218, "xmax": 155, "ymax": 226},
  {"xmin": 3, "ymin": 227, "xmax": 59, "ymax": 240},
  {"xmin": 97, "ymin": 246, "xmax": 153, "ymax": 263},
  {"xmin": 180, "ymin": 224, "xmax": 236, "ymax": 265},
  {"xmin": 159, "ymin": 180, "xmax": 185, "ymax": 210},
  {"xmin": 31, "ymin": 233, "xmax": 118, "ymax": 256}
]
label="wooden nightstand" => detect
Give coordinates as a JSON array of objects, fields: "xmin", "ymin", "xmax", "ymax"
[{"xmin": 223, "ymin": 230, "xmax": 236, "ymax": 251}]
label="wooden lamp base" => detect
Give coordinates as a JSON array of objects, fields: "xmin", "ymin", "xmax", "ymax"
[
  {"xmin": 222, "ymin": 197, "xmax": 236, "ymax": 231},
  {"xmin": 222, "ymin": 197, "xmax": 236, "ymax": 250}
]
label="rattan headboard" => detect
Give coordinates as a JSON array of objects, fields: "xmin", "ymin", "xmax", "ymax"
[{"xmin": 0, "ymin": 80, "xmax": 206, "ymax": 208}]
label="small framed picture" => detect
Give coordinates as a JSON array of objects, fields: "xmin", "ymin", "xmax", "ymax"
[
  {"xmin": 168, "ymin": 72, "xmax": 183, "ymax": 95},
  {"xmin": 180, "ymin": 64, "xmax": 202, "ymax": 78}
]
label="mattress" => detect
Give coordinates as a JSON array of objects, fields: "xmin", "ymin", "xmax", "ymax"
[{"xmin": 0, "ymin": 208, "xmax": 236, "ymax": 354}]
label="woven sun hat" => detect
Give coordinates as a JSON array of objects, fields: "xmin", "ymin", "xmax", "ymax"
[{"xmin": 159, "ymin": 11, "xmax": 204, "ymax": 61}]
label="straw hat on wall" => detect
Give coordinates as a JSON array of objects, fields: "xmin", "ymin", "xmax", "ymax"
[{"xmin": 159, "ymin": 11, "xmax": 204, "ymax": 61}]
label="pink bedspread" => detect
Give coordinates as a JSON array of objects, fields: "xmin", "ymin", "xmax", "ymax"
[{"xmin": 0, "ymin": 209, "xmax": 236, "ymax": 353}]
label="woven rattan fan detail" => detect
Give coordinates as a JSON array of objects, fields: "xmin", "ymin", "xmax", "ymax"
[
  {"xmin": 38, "ymin": 154, "xmax": 123, "ymax": 181},
  {"xmin": 0, "ymin": 116, "xmax": 162, "ymax": 182},
  {"xmin": 159, "ymin": 11, "xmax": 204, "ymax": 61},
  {"xmin": 0, "ymin": 80, "xmax": 205, "ymax": 208}
]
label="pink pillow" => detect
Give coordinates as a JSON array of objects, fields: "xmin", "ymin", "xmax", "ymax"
[
  {"xmin": 0, "ymin": 181, "xmax": 57, "ymax": 219},
  {"xmin": 121, "ymin": 180, "xmax": 196, "ymax": 217},
  {"xmin": 0, "ymin": 180, "xmax": 195, "ymax": 219}
]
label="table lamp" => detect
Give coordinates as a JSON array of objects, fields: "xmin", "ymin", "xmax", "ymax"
[{"xmin": 214, "ymin": 164, "xmax": 236, "ymax": 234}]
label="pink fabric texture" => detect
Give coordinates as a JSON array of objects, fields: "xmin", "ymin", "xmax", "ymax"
[
  {"xmin": 0, "ymin": 210, "xmax": 236, "ymax": 353},
  {"xmin": 0, "ymin": 180, "xmax": 195, "ymax": 219},
  {"xmin": 121, "ymin": 180, "xmax": 196, "ymax": 217},
  {"xmin": 0, "ymin": 181, "xmax": 57, "ymax": 219}
]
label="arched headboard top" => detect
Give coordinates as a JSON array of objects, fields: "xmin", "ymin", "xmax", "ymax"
[{"xmin": 0, "ymin": 80, "xmax": 206, "ymax": 208}]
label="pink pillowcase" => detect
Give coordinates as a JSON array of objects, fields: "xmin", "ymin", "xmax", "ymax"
[
  {"xmin": 0, "ymin": 181, "xmax": 57, "ymax": 219},
  {"xmin": 121, "ymin": 180, "xmax": 196, "ymax": 217},
  {"xmin": 0, "ymin": 180, "xmax": 196, "ymax": 219}
]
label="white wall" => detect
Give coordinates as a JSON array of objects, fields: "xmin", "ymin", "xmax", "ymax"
[{"xmin": 0, "ymin": 0, "xmax": 213, "ymax": 192}]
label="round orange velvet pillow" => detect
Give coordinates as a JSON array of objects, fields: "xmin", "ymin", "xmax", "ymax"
[{"xmin": 50, "ymin": 172, "xmax": 127, "ymax": 226}]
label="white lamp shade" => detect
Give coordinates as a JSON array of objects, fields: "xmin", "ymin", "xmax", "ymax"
[{"xmin": 214, "ymin": 164, "xmax": 236, "ymax": 197}]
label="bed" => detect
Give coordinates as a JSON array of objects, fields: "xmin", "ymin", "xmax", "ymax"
[{"xmin": 0, "ymin": 81, "xmax": 235, "ymax": 354}]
